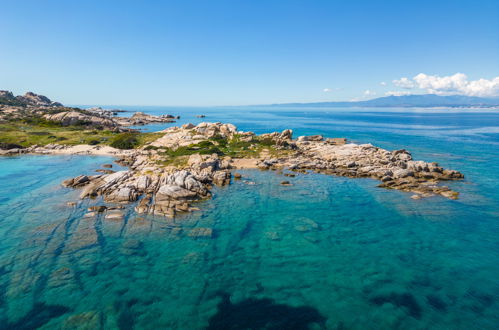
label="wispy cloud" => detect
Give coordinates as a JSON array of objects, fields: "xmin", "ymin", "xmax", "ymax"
[
  {"xmin": 323, "ymin": 88, "xmax": 333, "ymax": 92},
  {"xmin": 380, "ymin": 82, "xmax": 387, "ymax": 86},
  {"xmin": 385, "ymin": 91, "xmax": 412, "ymax": 96},
  {"xmin": 364, "ymin": 89, "xmax": 376, "ymax": 96}
]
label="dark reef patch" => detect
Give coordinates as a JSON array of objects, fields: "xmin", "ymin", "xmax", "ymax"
[
  {"xmin": 426, "ymin": 294, "xmax": 447, "ymax": 312},
  {"xmin": 207, "ymin": 292, "xmax": 327, "ymax": 329},
  {"xmin": 370, "ymin": 292, "xmax": 422, "ymax": 319}
]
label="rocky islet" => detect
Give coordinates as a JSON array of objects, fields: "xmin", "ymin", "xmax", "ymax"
[{"xmin": 57, "ymin": 122, "xmax": 464, "ymax": 219}]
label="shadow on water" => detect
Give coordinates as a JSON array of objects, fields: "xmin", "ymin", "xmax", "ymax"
[
  {"xmin": 207, "ymin": 292, "xmax": 327, "ymax": 330},
  {"xmin": 3, "ymin": 302, "xmax": 70, "ymax": 330}
]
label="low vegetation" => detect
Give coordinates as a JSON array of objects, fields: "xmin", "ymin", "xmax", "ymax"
[
  {"xmin": 151, "ymin": 133, "xmax": 292, "ymax": 167},
  {"xmin": 0, "ymin": 121, "xmax": 163, "ymax": 149}
]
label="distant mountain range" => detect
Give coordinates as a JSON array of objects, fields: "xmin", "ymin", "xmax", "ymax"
[{"xmin": 270, "ymin": 94, "xmax": 499, "ymax": 108}]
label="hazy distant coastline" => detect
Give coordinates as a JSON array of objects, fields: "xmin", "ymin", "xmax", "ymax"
[{"xmin": 268, "ymin": 94, "xmax": 499, "ymax": 108}]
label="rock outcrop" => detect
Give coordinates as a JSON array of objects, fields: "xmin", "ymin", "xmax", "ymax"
[
  {"xmin": 63, "ymin": 150, "xmax": 232, "ymax": 217},
  {"xmin": 59, "ymin": 122, "xmax": 464, "ymax": 219},
  {"xmin": 0, "ymin": 90, "xmax": 63, "ymax": 107},
  {"xmin": 116, "ymin": 112, "xmax": 178, "ymax": 126},
  {"xmin": 17, "ymin": 92, "xmax": 63, "ymax": 107},
  {"xmin": 256, "ymin": 137, "xmax": 464, "ymax": 199},
  {"xmin": 44, "ymin": 111, "xmax": 119, "ymax": 128}
]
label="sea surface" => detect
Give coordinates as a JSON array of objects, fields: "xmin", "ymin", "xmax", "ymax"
[{"xmin": 0, "ymin": 106, "xmax": 498, "ymax": 329}]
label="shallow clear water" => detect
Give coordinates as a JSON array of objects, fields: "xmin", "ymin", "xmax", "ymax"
[{"xmin": 1, "ymin": 107, "xmax": 498, "ymax": 329}]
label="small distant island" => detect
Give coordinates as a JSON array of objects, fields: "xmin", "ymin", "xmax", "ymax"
[
  {"xmin": 269, "ymin": 94, "xmax": 499, "ymax": 108},
  {"xmin": 0, "ymin": 91, "xmax": 465, "ymax": 222}
]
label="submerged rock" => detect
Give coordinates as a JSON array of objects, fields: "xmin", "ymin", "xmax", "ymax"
[
  {"xmin": 188, "ymin": 227, "xmax": 213, "ymax": 238},
  {"xmin": 105, "ymin": 210, "xmax": 125, "ymax": 220}
]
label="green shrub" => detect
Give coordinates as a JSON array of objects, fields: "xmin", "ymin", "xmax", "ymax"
[
  {"xmin": 0, "ymin": 142, "xmax": 23, "ymax": 150},
  {"xmin": 210, "ymin": 134, "xmax": 228, "ymax": 147},
  {"xmin": 110, "ymin": 133, "xmax": 139, "ymax": 149}
]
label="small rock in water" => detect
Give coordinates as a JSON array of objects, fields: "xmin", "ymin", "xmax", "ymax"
[
  {"xmin": 294, "ymin": 225, "xmax": 310, "ymax": 232},
  {"xmin": 284, "ymin": 173, "xmax": 295, "ymax": 177},
  {"xmin": 265, "ymin": 231, "xmax": 281, "ymax": 241},
  {"xmin": 83, "ymin": 212, "xmax": 96, "ymax": 218},
  {"xmin": 88, "ymin": 205, "xmax": 107, "ymax": 212},
  {"xmin": 102, "ymin": 164, "xmax": 113, "ymax": 168},
  {"xmin": 121, "ymin": 239, "xmax": 144, "ymax": 256},
  {"xmin": 411, "ymin": 194, "xmax": 422, "ymax": 200},
  {"xmin": 280, "ymin": 180, "xmax": 292, "ymax": 186},
  {"xmin": 105, "ymin": 210, "xmax": 125, "ymax": 220},
  {"xmin": 62, "ymin": 311, "xmax": 101, "ymax": 330},
  {"xmin": 188, "ymin": 227, "xmax": 213, "ymax": 238},
  {"xmin": 303, "ymin": 233, "xmax": 320, "ymax": 243},
  {"xmin": 440, "ymin": 190, "xmax": 459, "ymax": 200},
  {"xmin": 67, "ymin": 201, "xmax": 77, "ymax": 207},
  {"xmin": 233, "ymin": 172, "xmax": 242, "ymax": 179}
]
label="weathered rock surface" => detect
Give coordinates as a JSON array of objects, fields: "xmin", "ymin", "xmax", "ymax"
[
  {"xmin": 62, "ymin": 141, "xmax": 232, "ymax": 217},
  {"xmin": 44, "ymin": 111, "xmax": 119, "ymax": 128},
  {"xmin": 18, "ymin": 92, "xmax": 63, "ymax": 107},
  {"xmin": 116, "ymin": 111, "xmax": 178, "ymax": 126},
  {"xmin": 0, "ymin": 90, "xmax": 63, "ymax": 107},
  {"xmin": 257, "ymin": 137, "xmax": 464, "ymax": 199}
]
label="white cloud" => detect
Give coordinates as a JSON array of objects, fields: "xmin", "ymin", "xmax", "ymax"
[
  {"xmin": 364, "ymin": 89, "xmax": 376, "ymax": 96},
  {"xmin": 392, "ymin": 73, "xmax": 499, "ymax": 97},
  {"xmin": 385, "ymin": 91, "xmax": 412, "ymax": 96},
  {"xmin": 380, "ymin": 82, "xmax": 387, "ymax": 86},
  {"xmin": 323, "ymin": 88, "xmax": 333, "ymax": 92},
  {"xmin": 393, "ymin": 77, "xmax": 415, "ymax": 89}
]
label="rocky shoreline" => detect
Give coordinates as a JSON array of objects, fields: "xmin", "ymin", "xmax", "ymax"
[
  {"xmin": 1, "ymin": 90, "xmax": 179, "ymax": 130},
  {"xmin": 47, "ymin": 122, "xmax": 465, "ymax": 219}
]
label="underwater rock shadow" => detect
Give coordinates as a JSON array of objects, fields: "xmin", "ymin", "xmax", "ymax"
[
  {"xmin": 3, "ymin": 302, "xmax": 70, "ymax": 330},
  {"xmin": 206, "ymin": 292, "xmax": 327, "ymax": 330},
  {"xmin": 369, "ymin": 292, "xmax": 422, "ymax": 319}
]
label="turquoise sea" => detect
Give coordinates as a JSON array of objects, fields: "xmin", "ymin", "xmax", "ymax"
[{"xmin": 0, "ymin": 106, "xmax": 498, "ymax": 329}]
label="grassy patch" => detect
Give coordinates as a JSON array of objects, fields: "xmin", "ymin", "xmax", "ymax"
[
  {"xmin": 0, "ymin": 120, "xmax": 172, "ymax": 150},
  {"xmin": 0, "ymin": 122, "xmax": 115, "ymax": 147},
  {"xmin": 136, "ymin": 132, "xmax": 164, "ymax": 147},
  {"xmin": 153, "ymin": 133, "xmax": 289, "ymax": 166},
  {"xmin": 158, "ymin": 140, "xmax": 223, "ymax": 158}
]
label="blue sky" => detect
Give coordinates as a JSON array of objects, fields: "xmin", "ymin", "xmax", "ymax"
[{"xmin": 1, "ymin": 0, "xmax": 498, "ymax": 105}]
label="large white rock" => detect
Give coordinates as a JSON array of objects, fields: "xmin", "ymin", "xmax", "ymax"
[{"xmin": 156, "ymin": 185, "xmax": 198, "ymax": 201}]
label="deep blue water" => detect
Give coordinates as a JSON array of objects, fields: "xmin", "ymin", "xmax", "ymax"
[{"xmin": 0, "ymin": 106, "xmax": 498, "ymax": 329}]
